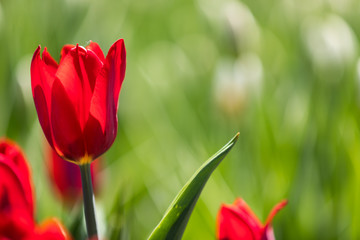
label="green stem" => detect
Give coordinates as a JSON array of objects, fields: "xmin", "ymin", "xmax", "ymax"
[{"xmin": 80, "ymin": 163, "xmax": 98, "ymax": 238}]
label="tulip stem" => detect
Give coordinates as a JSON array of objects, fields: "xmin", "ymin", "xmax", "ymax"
[{"xmin": 80, "ymin": 163, "xmax": 98, "ymax": 238}]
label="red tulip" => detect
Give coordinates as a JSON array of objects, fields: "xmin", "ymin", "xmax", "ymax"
[
  {"xmin": 29, "ymin": 218, "xmax": 71, "ymax": 240},
  {"xmin": 0, "ymin": 139, "xmax": 71, "ymax": 240},
  {"xmin": 47, "ymin": 143, "xmax": 101, "ymax": 205},
  {"xmin": 217, "ymin": 198, "xmax": 287, "ymax": 240},
  {"xmin": 31, "ymin": 40, "xmax": 126, "ymax": 163}
]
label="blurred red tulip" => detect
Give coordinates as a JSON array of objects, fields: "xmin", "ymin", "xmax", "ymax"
[
  {"xmin": 47, "ymin": 144, "xmax": 101, "ymax": 205},
  {"xmin": 0, "ymin": 139, "xmax": 71, "ymax": 240},
  {"xmin": 29, "ymin": 218, "xmax": 71, "ymax": 240},
  {"xmin": 31, "ymin": 40, "xmax": 126, "ymax": 163},
  {"xmin": 217, "ymin": 198, "xmax": 287, "ymax": 240}
]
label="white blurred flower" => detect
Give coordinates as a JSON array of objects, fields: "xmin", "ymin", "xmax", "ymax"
[
  {"xmin": 214, "ymin": 53, "xmax": 263, "ymax": 116},
  {"xmin": 222, "ymin": 1, "xmax": 260, "ymax": 51},
  {"xmin": 234, "ymin": 53, "xmax": 263, "ymax": 97},
  {"xmin": 197, "ymin": 0, "xmax": 223, "ymax": 22},
  {"xmin": 197, "ymin": 0, "xmax": 260, "ymax": 51},
  {"xmin": 356, "ymin": 59, "xmax": 360, "ymax": 104},
  {"xmin": 302, "ymin": 14, "xmax": 357, "ymax": 70},
  {"xmin": 329, "ymin": 0, "xmax": 354, "ymax": 13},
  {"xmin": 214, "ymin": 59, "xmax": 246, "ymax": 116}
]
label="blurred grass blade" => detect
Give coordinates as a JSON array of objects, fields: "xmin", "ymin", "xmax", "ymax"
[{"xmin": 148, "ymin": 132, "xmax": 240, "ymax": 240}]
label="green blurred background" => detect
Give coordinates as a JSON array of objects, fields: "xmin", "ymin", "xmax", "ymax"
[{"xmin": 0, "ymin": 0, "xmax": 359, "ymax": 239}]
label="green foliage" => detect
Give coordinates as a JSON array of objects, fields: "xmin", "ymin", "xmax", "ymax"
[
  {"xmin": 148, "ymin": 133, "xmax": 239, "ymax": 240},
  {"xmin": 0, "ymin": 0, "xmax": 359, "ymax": 239}
]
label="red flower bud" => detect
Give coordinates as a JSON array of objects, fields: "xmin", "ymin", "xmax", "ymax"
[
  {"xmin": 47, "ymin": 143, "xmax": 101, "ymax": 205},
  {"xmin": 29, "ymin": 218, "xmax": 71, "ymax": 240},
  {"xmin": 31, "ymin": 40, "xmax": 126, "ymax": 163},
  {"xmin": 0, "ymin": 139, "xmax": 35, "ymax": 239},
  {"xmin": 0, "ymin": 139, "xmax": 71, "ymax": 239},
  {"xmin": 217, "ymin": 198, "xmax": 287, "ymax": 240}
]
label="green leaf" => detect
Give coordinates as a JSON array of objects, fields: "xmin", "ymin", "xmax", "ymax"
[{"xmin": 148, "ymin": 132, "xmax": 240, "ymax": 240}]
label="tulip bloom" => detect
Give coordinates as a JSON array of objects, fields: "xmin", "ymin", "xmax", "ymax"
[
  {"xmin": 31, "ymin": 40, "xmax": 126, "ymax": 164},
  {"xmin": 0, "ymin": 139, "xmax": 71, "ymax": 239},
  {"xmin": 217, "ymin": 198, "xmax": 287, "ymax": 240},
  {"xmin": 47, "ymin": 144, "xmax": 101, "ymax": 205}
]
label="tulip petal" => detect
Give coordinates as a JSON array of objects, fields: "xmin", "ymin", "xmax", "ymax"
[
  {"xmin": 261, "ymin": 226, "xmax": 275, "ymax": 240},
  {"xmin": 42, "ymin": 47, "xmax": 58, "ymax": 73},
  {"xmin": 31, "ymin": 46, "xmax": 57, "ymax": 100},
  {"xmin": 33, "ymin": 86, "xmax": 54, "ymax": 148},
  {"xmin": 55, "ymin": 46, "xmax": 87, "ymax": 128},
  {"xmin": 83, "ymin": 114, "xmax": 111, "ymax": 159},
  {"xmin": 56, "ymin": 45, "xmax": 103, "ymax": 129},
  {"xmin": 0, "ymin": 139, "xmax": 32, "ymax": 187},
  {"xmin": 0, "ymin": 212, "xmax": 34, "ymax": 239},
  {"xmin": 89, "ymin": 39, "xmax": 126, "ymax": 132},
  {"xmin": 110, "ymin": 39, "xmax": 126, "ymax": 110},
  {"xmin": 86, "ymin": 39, "xmax": 125, "ymax": 158},
  {"xmin": 264, "ymin": 200, "xmax": 288, "ymax": 228},
  {"xmin": 233, "ymin": 198, "xmax": 263, "ymax": 228},
  {"xmin": 217, "ymin": 209, "xmax": 255, "ymax": 240},
  {"xmin": 60, "ymin": 44, "xmax": 75, "ymax": 63},
  {"xmin": 31, "ymin": 218, "xmax": 72, "ymax": 240},
  {"xmin": 51, "ymin": 79, "xmax": 85, "ymax": 160},
  {"xmin": 0, "ymin": 140, "xmax": 34, "ymax": 215},
  {"xmin": 31, "ymin": 46, "xmax": 57, "ymax": 148},
  {"xmin": 83, "ymin": 48, "xmax": 104, "ymax": 92},
  {"xmin": 86, "ymin": 41, "xmax": 105, "ymax": 62},
  {"xmin": 217, "ymin": 200, "xmax": 261, "ymax": 240},
  {"xmin": 0, "ymin": 159, "xmax": 33, "ymax": 220}
]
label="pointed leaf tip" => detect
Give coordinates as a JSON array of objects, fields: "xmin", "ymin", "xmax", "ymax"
[{"xmin": 148, "ymin": 133, "xmax": 239, "ymax": 240}]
